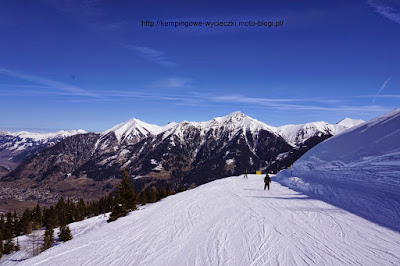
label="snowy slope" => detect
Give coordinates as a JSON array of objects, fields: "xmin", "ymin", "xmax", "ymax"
[
  {"xmin": 275, "ymin": 108, "xmax": 400, "ymax": 231},
  {"xmin": 6, "ymin": 175, "xmax": 399, "ymax": 266}
]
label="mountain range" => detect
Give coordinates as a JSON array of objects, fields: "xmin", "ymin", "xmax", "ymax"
[{"xmin": 0, "ymin": 112, "xmax": 363, "ymax": 201}]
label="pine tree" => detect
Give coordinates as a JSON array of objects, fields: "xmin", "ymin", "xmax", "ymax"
[
  {"xmin": 108, "ymin": 195, "xmax": 127, "ymax": 223},
  {"xmin": 77, "ymin": 198, "xmax": 87, "ymax": 220},
  {"xmin": 117, "ymin": 170, "xmax": 136, "ymax": 210},
  {"xmin": 55, "ymin": 198, "xmax": 67, "ymax": 227},
  {"xmin": 3, "ymin": 212, "xmax": 15, "ymax": 254},
  {"xmin": 108, "ymin": 170, "xmax": 136, "ymax": 222},
  {"xmin": 20, "ymin": 209, "xmax": 32, "ymax": 234},
  {"xmin": 65, "ymin": 199, "xmax": 74, "ymax": 224},
  {"xmin": 58, "ymin": 224, "xmax": 72, "ymax": 242},
  {"xmin": 32, "ymin": 204, "xmax": 43, "ymax": 228},
  {"xmin": 42, "ymin": 226, "xmax": 54, "ymax": 251}
]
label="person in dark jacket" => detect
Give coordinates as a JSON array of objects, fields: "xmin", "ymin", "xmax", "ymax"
[
  {"xmin": 244, "ymin": 168, "xmax": 248, "ymax": 179},
  {"xmin": 264, "ymin": 173, "xmax": 271, "ymax": 190}
]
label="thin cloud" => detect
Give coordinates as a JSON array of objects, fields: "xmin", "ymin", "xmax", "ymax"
[
  {"xmin": 153, "ymin": 77, "xmax": 192, "ymax": 88},
  {"xmin": 373, "ymin": 77, "xmax": 391, "ymax": 103},
  {"xmin": 361, "ymin": 94, "xmax": 400, "ymax": 98},
  {"xmin": 0, "ymin": 68, "xmax": 99, "ymax": 97},
  {"xmin": 53, "ymin": 90, "xmax": 389, "ymax": 114},
  {"xmin": 126, "ymin": 45, "xmax": 178, "ymax": 67},
  {"xmin": 367, "ymin": 0, "xmax": 400, "ymax": 24},
  {"xmin": 210, "ymin": 94, "xmax": 389, "ymax": 113},
  {"xmin": 1, "ymin": 75, "xmax": 390, "ymax": 114}
]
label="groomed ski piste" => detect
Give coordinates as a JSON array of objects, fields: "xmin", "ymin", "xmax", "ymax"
[{"xmin": 2, "ymin": 174, "xmax": 399, "ymax": 266}]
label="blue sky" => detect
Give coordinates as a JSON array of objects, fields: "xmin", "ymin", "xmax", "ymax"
[{"xmin": 0, "ymin": 0, "xmax": 399, "ymax": 132}]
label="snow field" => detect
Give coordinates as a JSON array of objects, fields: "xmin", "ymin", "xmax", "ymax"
[{"xmin": 5, "ymin": 174, "xmax": 398, "ymax": 266}]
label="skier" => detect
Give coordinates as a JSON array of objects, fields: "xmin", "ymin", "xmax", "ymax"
[
  {"xmin": 264, "ymin": 173, "xmax": 271, "ymax": 190},
  {"xmin": 244, "ymin": 168, "xmax": 248, "ymax": 179}
]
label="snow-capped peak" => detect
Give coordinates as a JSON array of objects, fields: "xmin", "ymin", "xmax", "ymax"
[
  {"xmin": 103, "ymin": 118, "xmax": 163, "ymax": 143},
  {"xmin": 205, "ymin": 111, "xmax": 276, "ymax": 134},
  {"xmin": 336, "ymin": 118, "xmax": 364, "ymax": 128},
  {"xmin": 213, "ymin": 111, "xmax": 247, "ymax": 123}
]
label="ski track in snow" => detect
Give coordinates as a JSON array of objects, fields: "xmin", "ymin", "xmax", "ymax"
[{"xmin": 3, "ymin": 175, "xmax": 400, "ymax": 266}]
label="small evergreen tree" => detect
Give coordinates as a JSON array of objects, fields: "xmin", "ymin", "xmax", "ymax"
[
  {"xmin": 42, "ymin": 226, "xmax": 54, "ymax": 251},
  {"xmin": 55, "ymin": 198, "xmax": 67, "ymax": 227},
  {"xmin": 32, "ymin": 204, "xmax": 43, "ymax": 227},
  {"xmin": 117, "ymin": 170, "xmax": 136, "ymax": 210},
  {"xmin": 108, "ymin": 170, "xmax": 136, "ymax": 222},
  {"xmin": 3, "ymin": 212, "xmax": 15, "ymax": 254},
  {"xmin": 58, "ymin": 224, "xmax": 72, "ymax": 242}
]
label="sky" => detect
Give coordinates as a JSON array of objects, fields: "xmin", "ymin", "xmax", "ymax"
[{"xmin": 0, "ymin": 0, "xmax": 399, "ymax": 132}]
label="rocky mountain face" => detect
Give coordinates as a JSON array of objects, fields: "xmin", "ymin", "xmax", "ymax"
[
  {"xmin": 0, "ymin": 129, "xmax": 86, "ymax": 177},
  {"xmin": 0, "ymin": 112, "xmax": 364, "ymax": 200}
]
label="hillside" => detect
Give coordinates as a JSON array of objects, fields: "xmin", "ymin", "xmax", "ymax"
[
  {"xmin": 2, "ymin": 174, "xmax": 399, "ymax": 265},
  {"xmin": 276, "ymin": 108, "xmax": 400, "ymax": 231}
]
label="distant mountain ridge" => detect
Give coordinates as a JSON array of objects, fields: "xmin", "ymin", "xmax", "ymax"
[
  {"xmin": 0, "ymin": 129, "xmax": 86, "ymax": 176},
  {"xmin": 0, "ymin": 112, "xmax": 363, "ymax": 200}
]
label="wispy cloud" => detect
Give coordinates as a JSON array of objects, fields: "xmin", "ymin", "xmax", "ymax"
[
  {"xmin": 0, "ymin": 71, "xmax": 390, "ymax": 115},
  {"xmin": 0, "ymin": 68, "xmax": 99, "ymax": 97},
  {"xmin": 360, "ymin": 94, "xmax": 400, "ymax": 99},
  {"xmin": 126, "ymin": 45, "xmax": 178, "ymax": 67},
  {"xmin": 153, "ymin": 77, "xmax": 192, "ymax": 88},
  {"xmin": 367, "ymin": 0, "xmax": 400, "ymax": 24},
  {"xmin": 209, "ymin": 94, "xmax": 389, "ymax": 113},
  {"xmin": 372, "ymin": 77, "xmax": 391, "ymax": 103}
]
